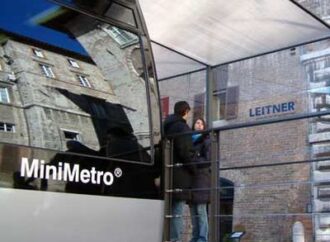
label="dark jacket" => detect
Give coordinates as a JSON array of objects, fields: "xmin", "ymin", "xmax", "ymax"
[
  {"xmin": 190, "ymin": 134, "xmax": 211, "ymax": 204},
  {"xmin": 164, "ymin": 114, "xmax": 195, "ymax": 200}
]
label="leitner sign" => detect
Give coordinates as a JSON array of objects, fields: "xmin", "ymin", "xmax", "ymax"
[{"xmin": 249, "ymin": 101, "xmax": 295, "ymax": 117}]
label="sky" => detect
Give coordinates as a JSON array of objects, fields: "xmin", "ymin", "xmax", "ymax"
[{"xmin": 0, "ymin": 0, "xmax": 86, "ymax": 55}]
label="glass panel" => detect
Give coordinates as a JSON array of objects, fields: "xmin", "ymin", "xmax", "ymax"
[
  {"xmin": 0, "ymin": 87, "xmax": 10, "ymax": 103},
  {"xmin": 49, "ymin": 0, "xmax": 138, "ymax": 29},
  {"xmin": 159, "ymin": 37, "xmax": 330, "ymax": 240},
  {"xmin": 151, "ymin": 42, "xmax": 207, "ymax": 80},
  {"xmin": 215, "ymin": 121, "xmax": 327, "ymax": 241},
  {"xmin": 139, "ymin": 0, "xmax": 330, "ymax": 66},
  {"xmin": 0, "ymin": 0, "xmax": 160, "ymax": 199},
  {"xmin": 158, "ymin": 69, "xmax": 207, "ymax": 126},
  {"xmin": 104, "ymin": 2, "xmax": 136, "ymax": 27}
]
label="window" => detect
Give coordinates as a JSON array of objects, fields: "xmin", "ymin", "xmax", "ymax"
[
  {"xmin": 33, "ymin": 49, "xmax": 44, "ymax": 58},
  {"xmin": 214, "ymin": 90, "xmax": 226, "ymax": 120},
  {"xmin": 225, "ymin": 86, "xmax": 239, "ymax": 119},
  {"xmin": 193, "ymin": 93, "xmax": 205, "ymax": 120},
  {"xmin": 40, "ymin": 64, "xmax": 55, "ymax": 78},
  {"xmin": 63, "ymin": 130, "xmax": 80, "ymax": 141},
  {"xmin": 214, "ymin": 66, "xmax": 228, "ymax": 91},
  {"xmin": 161, "ymin": 96, "xmax": 169, "ymax": 120},
  {"xmin": 68, "ymin": 59, "xmax": 80, "ymax": 68},
  {"xmin": 213, "ymin": 66, "xmax": 239, "ymax": 120},
  {"xmin": 214, "ymin": 86, "xmax": 239, "ymax": 120},
  {"xmin": 0, "ymin": 122, "xmax": 15, "ymax": 133},
  {"xmin": 103, "ymin": 26, "xmax": 138, "ymax": 48},
  {"xmin": 77, "ymin": 75, "xmax": 92, "ymax": 88},
  {"xmin": 0, "ymin": 87, "xmax": 10, "ymax": 103}
]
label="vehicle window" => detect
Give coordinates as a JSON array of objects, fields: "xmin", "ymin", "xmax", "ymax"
[{"xmin": 0, "ymin": 1, "xmax": 157, "ymax": 164}]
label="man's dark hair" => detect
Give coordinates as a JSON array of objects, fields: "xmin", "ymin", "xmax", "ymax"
[{"xmin": 174, "ymin": 101, "xmax": 191, "ymax": 117}]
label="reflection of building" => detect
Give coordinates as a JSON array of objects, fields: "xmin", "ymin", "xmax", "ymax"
[
  {"xmin": 41, "ymin": 9, "xmax": 160, "ymax": 148},
  {"xmin": 301, "ymin": 42, "xmax": 330, "ymax": 242},
  {"xmin": 158, "ymin": 1, "xmax": 330, "ymax": 241},
  {"xmin": 297, "ymin": 2, "xmax": 330, "ymax": 240},
  {"xmin": 0, "ymin": 30, "xmax": 121, "ymax": 151}
]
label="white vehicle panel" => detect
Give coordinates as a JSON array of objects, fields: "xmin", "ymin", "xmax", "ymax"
[{"xmin": 0, "ymin": 188, "xmax": 164, "ymax": 242}]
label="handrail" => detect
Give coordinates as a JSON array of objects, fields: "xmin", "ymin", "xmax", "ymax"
[
  {"xmin": 164, "ymin": 109, "xmax": 330, "ymax": 139},
  {"xmin": 162, "ymin": 109, "xmax": 330, "ymax": 241}
]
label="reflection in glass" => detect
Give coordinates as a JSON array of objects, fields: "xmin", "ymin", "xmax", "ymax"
[
  {"xmin": 0, "ymin": 0, "xmax": 162, "ymax": 199},
  {"xmin": 0, "ymin": 1, "xmax": 160, "ymax": 165}
]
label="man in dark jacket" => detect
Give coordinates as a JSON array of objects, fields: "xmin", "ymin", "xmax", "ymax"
[{"xmin": 164, "ymin": 101, "xmax": 195, "ymax": 242}]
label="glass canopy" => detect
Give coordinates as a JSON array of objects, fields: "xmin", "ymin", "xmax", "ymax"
[{"xmin": 139, "ymin": 0, "xmax": 330, "ymax": 67}]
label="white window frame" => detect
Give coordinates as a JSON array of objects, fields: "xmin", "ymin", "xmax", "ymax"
[
  {"xmin": 0, "ymin": 122, "xmax": 15, "ymax": 133},
  {"xmin": 0, "ymin": 87, "xmax": 10, "ymax": 103},
  {"xmin": 77, "ymin": 75, "xmax": 92, "ymax": 88},
  {"xmin": 68, "ymin": 59, "xmax": 80, "ymax": 68},
  {"xmin": 103, "ymin": 25, "xmax": 138, "ymax": 48},
  {"xmin": 33, "ymin": 49, "xmax": 44, "ymax": 58},
  {"xmin": 40, "ymin": 64, "xmax": 55, "ymax": 78}
]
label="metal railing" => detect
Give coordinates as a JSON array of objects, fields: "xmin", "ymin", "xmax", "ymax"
[{"xmin": 162, "ymin": 110, "xmax": 330, "ymax": 242}]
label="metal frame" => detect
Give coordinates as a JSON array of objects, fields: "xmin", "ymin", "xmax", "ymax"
[
  {"xmin": 163, "ymin": 109, "xmax": 330, "ymax": 241},
  {"xmin": 163, "ymin": 139, "xmax": 172, "ymax": 242},
  {"xmin": 151, "ymin": 40, "xmax": 209, "ymax": 67},
  {"xmin": 288, "ymin": 0, "xmax": 330, "ymax": 29},
  {"xmin": 154, "ymin": 34, "xmax": 330, "ymax": 81},
  {"xmin": 209, "ymin": 131, "xmax": 220, "ymax": 242}
]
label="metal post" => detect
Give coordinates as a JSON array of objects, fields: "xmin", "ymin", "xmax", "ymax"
[
  {"xmin": 209, "ymin": 131, "xmax": 220, "ymax": 242},
  {"xmin": 163, "ymin": 139, "xmax": 173, "ymax": 242},
  {"xmin": 206, "ymin": 65, "xmax": 214, "ymax": 127}
]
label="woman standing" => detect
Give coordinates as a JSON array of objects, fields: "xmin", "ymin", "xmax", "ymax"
[{"xmin": 190, "ymin": 118, "xmax": 211, "ymax": 242}]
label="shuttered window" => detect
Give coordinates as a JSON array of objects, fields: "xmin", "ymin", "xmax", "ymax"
[
  {"xmin": 161, "ymin": 96, "xmax": 169, "ymax": 120},
  {"xmin": 77, "ymin": 75, "xmax": 92, "ymax": 88},
  {"xmin": 214, "ymin": 66, "xmax": 228, "ymax": 91},
  {"xmin": 214, "ymin": 86, "xmax": 239, "ymax": 120},
  {"xmin": 193, "ymin": 92, "xmax": 205, "ymax": 120},
  {"xmin": 40, "ymin": 64, "xmax": 55, "ymax": 78},
  {"xmin": 225, "ymin": 86, "xmax": 239, "ymax": 120}
]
